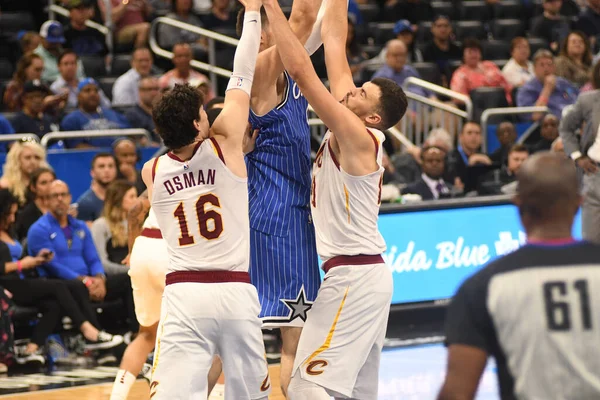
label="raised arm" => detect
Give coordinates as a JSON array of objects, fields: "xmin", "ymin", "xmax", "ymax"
[
  {"xmin": 261, "ymin": 0, "xmax": 377, "ymax": 175},
  {"xmin": 321, "ymin": 0, "xmax": 355, "ymax": 100},
  {"xmin": 211, "ymin": 0, "xmax": 262, "ymax": 151},
  {"xmin": 250, "ymin": 0, "xmax": 323, "ymax": 98}
]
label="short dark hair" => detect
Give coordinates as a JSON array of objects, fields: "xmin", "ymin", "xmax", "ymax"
[
  {"xmin": 461, "ymin": 120, "xmax": 481, "ymax": 134},
  {"xmin": 510, "ymin": 37, "xmax": 528, "ymax": 52},
  {"xmin": 58, "ymin": 49, "xmax": 77, "ymax": 65},
  {"xmin": 91, "ymin": 152, "xmax": 117, "ymax": 169},
  {"xmin": 153, "ymin": 84, "xmax": 205, "ymax": 150},
  {"xmin": 370, "ymin": 77, "xmax": 408, "ymax": 131},
  {"xmin": 462, "ymin": 38, "xmax": 482, "ymax": 52},
  {"xmin": 236, "ymin": 7, "xmax": 268, "ymax": 37},
  {"xmin": 205, "ymin": 96, "xmax": 225, "ymax": 110},
  {"xmin": 510, "ymin": 143, "xmax": 529, "ymax": 154}
]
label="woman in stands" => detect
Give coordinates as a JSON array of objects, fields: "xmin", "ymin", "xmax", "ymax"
[
  {"xmin": 2, "ymin": 53, "xmax": 65, "ymax": 112},
  {"xmin": 555, "ymin": 31, "xmax": 593, "ymax": 88},
  {"xmin": 502, "ymin": 37, "xmax": 535, "ymax": 88},
  {"xmin": 15, "ymin": 167, "xmax": 55, "ymax": 242},
  {"xmin": 0, "ymin": 140, "xmax": 48, "ymax": 207},
  {"xmin": 0, "ymin": 189, "xmax": 123, "ymax": 364},
  {"xmin": 91, "ymin": 180, "xmax": 138, "ymax": 275}
]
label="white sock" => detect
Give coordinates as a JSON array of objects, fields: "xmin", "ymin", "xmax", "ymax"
[{"xmin": 110, "ymin": 369, "xmax": 137, "ymax": 400}]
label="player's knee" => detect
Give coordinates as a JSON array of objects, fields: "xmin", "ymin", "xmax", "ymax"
[{"xmin": 288, "ymin": 374, "xmax": 330, "ymax": 400}]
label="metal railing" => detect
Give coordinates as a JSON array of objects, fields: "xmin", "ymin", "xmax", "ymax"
[
  {"xmin": 40, "ymin": 129, "xmax": 152, "ymax": 149},
  {"xmin": 400, "ymin": 91, "xmax": 468, "ymax": 147},
  {"xmin": 480, "ymin": 106, "xmax": 549, "ymax": 152},
  {"xmin": 403, "ymin": 77, "xmax": 473, "ymax": 119},
  {"xmin": 150, "ymin": 17, "xmax": 240, "ymax": 94},
  {"xmin": 0, "ymin": 134, "xmax": 40, "ymax": 143}
]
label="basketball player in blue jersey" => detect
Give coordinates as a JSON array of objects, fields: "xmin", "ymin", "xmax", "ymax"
[
  {"xmin": 262, "ymin": 0, "xmax": 407, "ymax": 397},
  {"xmin": 236, "ymin": 0, "xmax": 324, "ymax": 394}
]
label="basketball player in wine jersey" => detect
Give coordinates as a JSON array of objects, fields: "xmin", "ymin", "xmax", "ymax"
[
  {"xmin": 141, "ymin": 0, "xmax": 270, "ymax": 397},
  {"xmin": 262, "ymin": 0, "xmax": 407, "ymax": 398}
]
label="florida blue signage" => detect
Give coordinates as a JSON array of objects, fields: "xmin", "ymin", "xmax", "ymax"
[{"xmin": 378, "ymin": 204, "xmax": 583, "ymax": 305}]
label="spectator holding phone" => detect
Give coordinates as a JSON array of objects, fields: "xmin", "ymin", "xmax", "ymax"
[{"xmin": 0, "ymin": 189, "xmax": 122, "ymax": 363}]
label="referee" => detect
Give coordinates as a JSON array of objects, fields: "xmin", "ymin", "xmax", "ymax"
[{"xmin": 438, "ymin": 152, "xmax": 600, "ymax": 400}]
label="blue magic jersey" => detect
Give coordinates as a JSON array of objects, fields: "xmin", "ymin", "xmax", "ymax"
[{"xmin": 247, "ymin": 71, "xmax": 312, "ymax": 237}]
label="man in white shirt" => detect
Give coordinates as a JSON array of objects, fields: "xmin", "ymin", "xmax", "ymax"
[{"xmin": 112, "ymin": 48, "xmax": 153, "ymax": 106}]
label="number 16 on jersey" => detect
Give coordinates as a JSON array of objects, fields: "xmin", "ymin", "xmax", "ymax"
[{"xmin": 173, "ymin": 193, "xmax": 223, "ymax": 246}]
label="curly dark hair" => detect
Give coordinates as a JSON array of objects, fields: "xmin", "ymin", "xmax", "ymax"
[
  {"xmin": 370, "ymin": 77, "xmax": 408, "ymax": 131},
  {"xmin": 152, "ymin": 83, "xmax": 205, "ymax": 150},
  {"xmin": 0, "ymin": 189, "xmax": 19, "ymax": 231}
]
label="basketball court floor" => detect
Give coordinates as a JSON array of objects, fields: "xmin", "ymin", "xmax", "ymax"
[{"xmin": 0, "ymin": 343, "xmax": 500, "ymax": 399}]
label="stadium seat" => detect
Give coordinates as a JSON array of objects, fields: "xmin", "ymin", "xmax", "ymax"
[
  {"xmin": 416, "ymin": 21, "xmax": 434, "ymax": 44},
  {"xmin": 111, "ymin": 55, "xmax": 132, "ymax": 77},
  {"xmin": 369, "ymin": 22, "xmax": 396, "ymax": 45},
  {"xmin": 431, "ymin": 1, "xmax": 455, "ymax": 20},
  {"xmin": 470, "ymin": 87, "xmax": 509, "ymax": 122},
  {"xmin": 482, "ymin": 40, "xmax": 511, "ymax": 60},
  {"xmin": 0, "ymin": 12, "xmax": 35, "ymax": 37},
  {"xmin": 527, "ymin": 37, "xmax": 550, "ymax": 54},
  {"xmin": 358, "ymin": 3, "xmax": 380, "ymax": 24},
  {"xmin": 492, "ymin": 59, "xmax": 509, "ymax": 70},
  {"xmin": 490, "ymin": 19, "xmax": 525, "ymax": 41},
  {"xmin": 0, "ymin": 60, "xmax": 13, "ymax": 81},
  {"xmin": 493, "ymin": 1, "xmax": 523, "ymax": 19},
  {"xmin": 80, "ymin": 56, "xmax": 107, "ymax": 78},
  {"xmin": 459, "ymin": 1, "xmax": 490, "ymax": 21},
  {"xmin": 361, "ymin": 64, "xmax": 380, "ymax": 85},
  {"xmin": 455, "ymin": 21, "xmax": 486, "ymax": 41},
  {"xmin": 413, "ymin": 62, "xmax": 442, "ymax": 86},
  {"xmin": 98, "ymin": 77, "xmax": 117, "ymax": 101},
  {"xmin": 448, "ymin": 60, "xmax": 463, "ymax": 78}
]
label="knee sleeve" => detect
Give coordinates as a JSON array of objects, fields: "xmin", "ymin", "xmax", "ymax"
[{"xmin": 288, "ymin": 373, "xmax": 331, "ymax": 400}]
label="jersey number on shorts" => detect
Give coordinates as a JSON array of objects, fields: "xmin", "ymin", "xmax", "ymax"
[
  {"xmin": 543, "ymin": 279, "xmax": 592, "ymax": 331},
  {"xmin": 173, "ymin": 193, "xmax": 223, "ymax": 245}
]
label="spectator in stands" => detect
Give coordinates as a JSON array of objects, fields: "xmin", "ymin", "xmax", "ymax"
[
  {"xmin": 502, "ymin": 37, "xmax": 535, "ymax": 88},
  {"xmin": 489, "ymin": 121, "xmax": 517, "ymax": 166},
  {"xmin": 50, "ymin": 51, "xmax": 111, "ymax": 110},
  {"xmin": 15, "ymin": 167, "xmax": 55, "ymax": 242},
  {"xmin": 0, "ymin": 115, "xmax": 14, "ymax": 142},
  {"xmin": 393, "ymin": 20, "xmax": 422, "ymax": 63},
  {"xmin": 0, "ymin": 188, "xmax": 124, "ymax": 362},
  {"xmin": 34, "ymin": 20, "xmax": 85, "ymax": 83},
  {"xmin": 98, "ymin": 0, "xmax": 151, "ymax": 49},
  {"xmin": 28, "ymin": 180, "xmax": 137, "ymax": 332},
  {"xmin": 555, "ymin": 31, "xmax": 593, "ymax": 87},
  {"xmin": 200, "ymin": 0, "xmax": 237, "ymax": 30},
  {"xmin": 61, "ymin": 78, "xmax": 130, "ymax": 148},
  {"xmin": 450, "ymin": 38, "xmax": 513, "ymax": 104},
  {"xmin": 372, "ymin": 40, "xmax": 430, "ymax": 98},
  {"xmin": 0, "ymin": 140, "xmax": 49, "ymax": 207},
  {"xmin": 382, "ymin": 0, "xmax": 434, "ymax": 25},
  {"xmin": 500, "ymin": 144, "xmax": 529, "ymax": 184},
  {"xmin": 19, "ymin": 32, "xmax": 42, "ymax": 55},
  {"xmin": 447, "ymin": 121, "xmax": 492, "ymax": 185},
  {"xmin": 112, "ymin": 48, "xmax": 153, "ymax": 106},
  {"xmin": 76, "ymin": 153, "xmax": 118, "ymax": 224},
  {"xmin": 157, "ymin": 43, "xmax": 213, "ymax": 98},
  {"xmin": 113, "ymin": 138, "xmax": 146, "ymax": 194},
  {"xmin": 91, "ymin": 180, "xmax": 137, "ymax": 275},
  {"xmin": 10, "ymin": 81, "xmax": 59, "ymax": 139},
  {"xmin": 124, "ymin": 77, "xmax": 159, "ymax": 143},
  {"xmin": 530, "ymin": 0, "xmax": 571, "ymax": 53},
  {"xmin": 3, "ymin": 54, "xmax": 65, "ymax": 113},
  {"xmin": 391, "ymin": 127, "xmax": 454, "ymax": 184},
  {"xmin": 532, "ymin": 114, "xmax": 560, "ymax": 152},
  {"xmin": 574, "ymin": 0, "xmax": 600, "ymax": 51},
  {"xmin": 517, "ymin": 49, "xmax": 578, "ymax": 120},
  {"xmin": 159, "ymin": 0, "xmax": 206, "ymax": 55},
  {"xmin": 64, "ymin": 0, "xmax": 109, "ymax": 57},
  {"xmin": 346, "ymin": 19, "xmax": 369, "ymax": 83},
  {"xmin": 403, "ymin": 145, "xmax": 453, "ymax": 200},
  {"xmin": 422, "ymin": 15, "xmax": 462, "ymax": 86}
]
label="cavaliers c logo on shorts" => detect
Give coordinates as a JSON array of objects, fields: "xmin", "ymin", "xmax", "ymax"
[
  {"xmin": 260, "ymin": 375, "xmax": 271, "ymax": 391},
  {"xmin": 306, "ymin": 359, "xmax": 328, "ymax": 375},
  {"xmin": 149, "ymin": 381, "xmax": 159, "ymax": 398}
]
